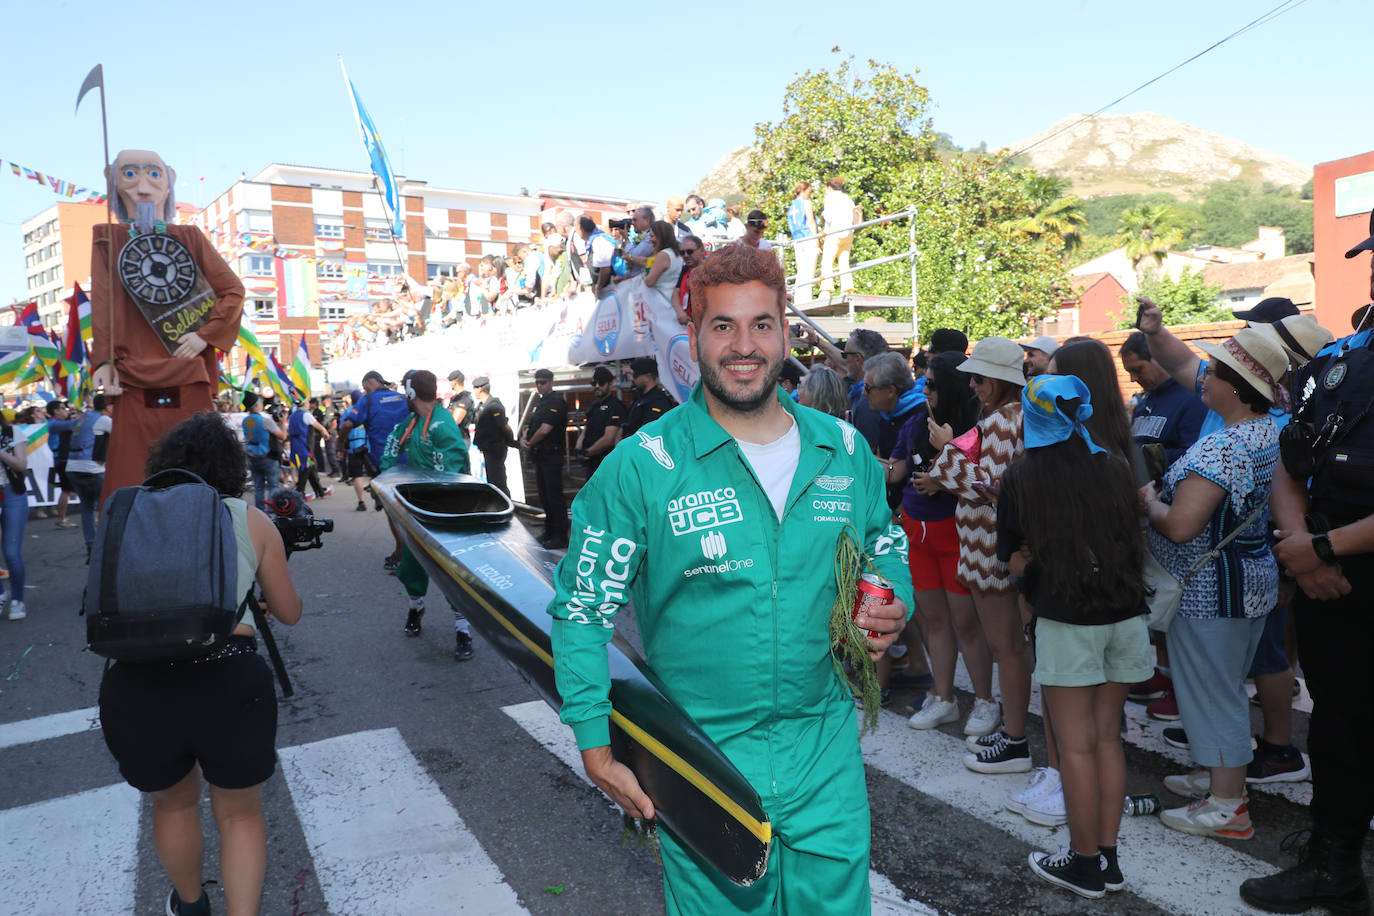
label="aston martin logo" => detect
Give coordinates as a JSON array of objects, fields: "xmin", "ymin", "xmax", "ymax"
[{"xmin": 814, "ymin": 475, "xmax": 854, "ymax": 492}]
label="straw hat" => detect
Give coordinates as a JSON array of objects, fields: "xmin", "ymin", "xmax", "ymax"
[
  {"xmin": 1196, "ymin": 327, "xmax": 1288, "ymax": 404},
  {"xmin": 1250, "ymin": 314, "xmax": 1333, "ymax": 367},
  {"xmin": 957, "ymin": 337, "xmax": 1026, "ymax": 387}
]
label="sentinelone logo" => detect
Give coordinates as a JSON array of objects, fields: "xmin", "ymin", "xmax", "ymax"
[
  {"xmin": 668, "ymin": 488, "xmax": 744, "ymax": 536},
  {"xmin": 683, "ymin": 528, "xmax": 755, "ymax": 578}
]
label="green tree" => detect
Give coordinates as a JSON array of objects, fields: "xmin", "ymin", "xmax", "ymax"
[
  {"xmin": 1114, "ymin": 204, "xmax": 1186, "ymax": 276},
  {"xmin": 744, "ymin": 58, "xmax": 1067, "ymax": 342},
  {"xmin": 1008, "ymin": 173, "xmax": 1087, "ymax": 253},
  {"xmin": 1113, "ymin": 268, "xmax": 1230, "ymax": 328},
  {"xmin": 1195, "ymin": 179, "xmax": 1312, "ymax": 254}
]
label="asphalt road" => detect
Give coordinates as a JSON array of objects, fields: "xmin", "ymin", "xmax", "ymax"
[{"xmin": 0, "ymin": 489, "xmax": 1366, "ymax": 915}]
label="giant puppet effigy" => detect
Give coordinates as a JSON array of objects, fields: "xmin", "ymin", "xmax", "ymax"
[{"xmin": 90, "ymin": 150, "xmax": 244, "ymax": 500}]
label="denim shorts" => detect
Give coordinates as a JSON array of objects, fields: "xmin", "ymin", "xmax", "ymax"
[{"xmin": 1033, "ymin": 616, "xmax": 1154, "ymax": 687}]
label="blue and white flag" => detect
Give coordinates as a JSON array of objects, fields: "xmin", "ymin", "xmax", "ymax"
[{"xmin": 339, "ymin": 56, "xmax": 404, "ymax": 239}]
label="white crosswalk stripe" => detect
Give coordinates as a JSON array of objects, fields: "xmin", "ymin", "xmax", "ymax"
[
  {"xmin": 0, "ymin": 705, "xmax": 100, "ymax": 751},
  {"xmin": 501, "ymin": 699, "xmax": 937, "ymax": 915},
  {"xmin": 279, "ymin": 727, "xmax": 529, "ymax": 916},
  {"xmin": 0, "ymin": 781, "xmax": 141, "ymax": 915}
]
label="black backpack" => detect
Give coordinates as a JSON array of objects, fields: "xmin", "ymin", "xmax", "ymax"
[{"xmin": 84, "ymin": 469, "xmax": 247, "ymax": 663}]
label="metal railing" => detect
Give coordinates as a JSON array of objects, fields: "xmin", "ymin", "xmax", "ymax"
[{"xmin": 773, "ymin": 207, "xmax": 919, "ymax": 348}]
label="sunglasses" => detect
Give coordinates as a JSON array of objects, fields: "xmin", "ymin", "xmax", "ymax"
[
  {"xmin": 970, "ymin": 374, "xmax": 986, "ymax": 385},
  {"xmin": 747, "ymin": 220, "xmax": 766, "ymax": 228},
  {"xmin": 863, "ymin": 382, "xmax": 890, "ymax": 394}
]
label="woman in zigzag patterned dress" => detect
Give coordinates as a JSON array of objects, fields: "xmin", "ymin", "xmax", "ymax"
[{"xmin": 926, "ymin": 337, "xmax": 1031, "ymax": 775}]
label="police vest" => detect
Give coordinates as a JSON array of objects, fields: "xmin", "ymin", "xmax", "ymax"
[{"xmin": 1298, "ymin": 329, "xmax": 1374, "ymax": 524}]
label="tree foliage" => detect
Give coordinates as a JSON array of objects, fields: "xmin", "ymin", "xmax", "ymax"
[
  {"xmin": 745, "ymin": 58, "xmax": 1068, "ymax": 343},
  {"xmin": 1113, "ymin": 268, "xmax": 1230, "ymax": 329},
  {"xmin": 1114, "ymin": 204, "xmax": 1187, "ymax": 274},
  {"xmin": 1194, "ymin": 179, "xmax": 1313, "ymax": 254}
]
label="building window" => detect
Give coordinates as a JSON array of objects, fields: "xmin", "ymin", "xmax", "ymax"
[
  {"xmin": 245, "ymin": 255, "xmax": 274, "ymax": 277},
  {"xmin": 367, "ymin": 262, "xmax": 403, "ymax": 278},
  {"xmin": 241, "ymin": 210, "xmax": 273, "ymax": 233},
  {"xmin": 314, "ymin": 221, "xmax": 344, "ymax": 239},
  {"xmin": 317, "ymin": 259, "xmax": 345, "ymax": 279},
  {"xmin": 320, "ymin": 305, "xmax": 346, "ymax": 320},
  {"xmin": 251, "ymin": 299, "xmax": 275, "ymax": 318},
  {"xmin": 427, "ymin": 263, "xmax": 458, "ymax": 280},
  {"xmin": 364, "ymin": 220, "xmax": 395, "ymax": 241}
]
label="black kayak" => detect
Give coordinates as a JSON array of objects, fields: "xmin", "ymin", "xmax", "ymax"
[{"xmin": 373, "ymin": 467, "xmax": 771, "ymax": 886}]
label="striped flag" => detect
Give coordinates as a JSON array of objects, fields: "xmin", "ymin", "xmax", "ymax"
[
  {"xmin": 0, "ymin": 348, "xmax": 29, "ymax": 388},
  {"xmin": 13, "ymin": 301, "xmax": 60, "ymax": 368},
  {"xmin": 236, "ymin": 323, "xmax": 269, "ymax": 369},
  {"xmin": 267, "ymin": 349, "xmax": 297, "ymax": 402},
  {"xmin": 289, "ymin": 336, "xmax": 311, "ymax": 397},
  {"xmin": 14, "ymin": 355, "xmax": 44, "ymax": 390},
  {"xmin": 64, "ymin": 283, "xmax": 92, "ymax": 361},
  {"xmin": 274, "ymin": 256, "xmax": 319, "ymax": 318}
]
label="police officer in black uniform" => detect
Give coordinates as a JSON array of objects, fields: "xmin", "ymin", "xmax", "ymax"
[
  {"xmin": 447, "ymin": 369, "xmax": 476, "ymax": 445},
  {"xmin": 471, "ymin": 376, "xmax": 513, "ymax": 496},
  {"xmin": 576, "ymin": 365, "xmax": 626, "ymax": 478},
  {"xmin": 623, "ymin": 357, "xmax": 677, "ymax": 438},
  {"xmin": 1241, "ymin": 211, "xmax": 1374, "ymax": 915},
  {"xmin": 521, "ymin": 368, "xmax": 569, "ymax": 549}
]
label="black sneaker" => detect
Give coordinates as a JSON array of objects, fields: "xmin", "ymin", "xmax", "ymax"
[
  {"xmin": 356, "ymin": 500, "xmax": 367, "ymax": 512},
  {"xmin": 1246, "ymin": 738, "xmax": 1310, "ymax": 784},
  {"xmin": 167, "ymin": 887, "xmax": 211, "ymax": 916},
  {"xmin": 383, "ymin": 553, "xmax": 401, "ymax": 575},
  {"xmin": 454, "ymin": 631, "xmax": 474, "ymax": 661},
  {"xmin": 1028, "ymin": 848, "xmax": 1106, "ymax": 899},
  {"xmin": 403, "ymin": 607, "xmax": 423, "ymax": 636},
  {"xmin": 1099, "ymin": 844, "xmax": 1125, "ymax": 892},
  {"xmin": 1162, "ymin": 726, "xmax": 1190, "ymax": 750},
  {"xmin": 964, "ymin": 733, "xmax": 1032, "ymax": 773}
]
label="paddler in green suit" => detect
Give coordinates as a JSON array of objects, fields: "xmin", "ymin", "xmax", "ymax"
[
  {"xmin": 549, "ymin": 245, "xmax": 914, "ymax": 914},
  {"xmin": 379, "ymin": 369, "xmax": 477, "ymax": 661}
]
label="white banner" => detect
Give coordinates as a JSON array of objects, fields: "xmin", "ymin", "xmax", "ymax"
[{"xmin": 326, "ymin": 277, "xmax": 700, "ymax": 404}]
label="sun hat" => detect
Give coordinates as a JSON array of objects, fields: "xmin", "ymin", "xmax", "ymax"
[
  {"xmin": 956, "ymin": 337, "xmax": 1026, "ymax": 387},
  {"xmin": 1021, "ymin": 374, "xmax": 1105, "ymax": 455},
  {"xmin": 1250, "ymin": 314, "xmax": 1333, "ymax": 367},
  {"xmin": 1019, "ymin": 335, "xmax": 1060, "ymax": 357},
  {"xmin": 1196, "ymin": 327, "xmax": 1289, "ymax": 406}
]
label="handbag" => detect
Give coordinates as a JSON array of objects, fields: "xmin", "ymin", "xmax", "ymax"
[{"xmin": 1144, "ymin": 499, "xmax": 1269, "ymax": 632}]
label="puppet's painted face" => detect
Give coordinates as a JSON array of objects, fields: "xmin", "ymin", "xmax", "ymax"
[{"xmin": 111, "ymin": 150, "xmax": 172, "ymax": 224}]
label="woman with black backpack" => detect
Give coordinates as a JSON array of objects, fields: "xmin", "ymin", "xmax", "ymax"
[{"xmin": 97, "ymin": 413, "xmax": 303, "ymax": 916}]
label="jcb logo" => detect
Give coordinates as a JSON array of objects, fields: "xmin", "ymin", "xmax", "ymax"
[{"xmin": 700, "ymin": 530, "xmax": 727, "ymax": 560}]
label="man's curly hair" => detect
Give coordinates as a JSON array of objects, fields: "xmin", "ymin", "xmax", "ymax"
[{"xmin": 145, "ymin": 411, "xmax": 248, "ymax": 498}]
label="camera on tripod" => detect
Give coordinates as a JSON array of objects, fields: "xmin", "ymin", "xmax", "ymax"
[{"xmin": 265, "ymin": 488, "xmax": 334, "ymax": 553}]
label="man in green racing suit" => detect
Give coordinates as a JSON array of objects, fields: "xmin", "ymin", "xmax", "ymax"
[{"xmin": 549, "ymin": 245, "xmax": 913, "ymax": 914}]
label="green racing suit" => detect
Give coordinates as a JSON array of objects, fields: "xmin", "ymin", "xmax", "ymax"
[
  {"xmin": 380, "ymin": 405, "xmax": 470, "ymax": 598},
  {"xmin": 549, "ymin": 384, "xmax": 913, "ymax": 914}
]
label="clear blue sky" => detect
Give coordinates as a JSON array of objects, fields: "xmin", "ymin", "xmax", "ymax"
[{"xmin": 0, "ymin": 0, "xmax": 1360, "ymax": 301}]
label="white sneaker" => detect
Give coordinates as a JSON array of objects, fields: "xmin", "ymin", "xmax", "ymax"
[
  {"xmin": 964, "ymin": 698, "xmax": 1001, "ymax": 736},
  {"xmin": 7, "ymin": 600, "xmax": 25, "ymax": 620},
  {"xmin": 907, "ymin": 695, "xmax": 959, "ymax": 730},
  {"xmin": 1024, "ymin": 785, "xmax": 1069, "ymax": 826},
  {"xmin": 1160, "ymin": 794, "xmax": 1253, "ymax": 840},
  {"xmin": 1007, "ymin": 767, "xmax": 1060, "ymax": 815},
  {"xmin": 1163, "ymin": 769, "xmax": 1211, "ymax": 798}
]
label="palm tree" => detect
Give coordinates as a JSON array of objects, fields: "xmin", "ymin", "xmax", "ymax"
[
  {"xmin": 1114, "ymin": 204, "xmax": 1186, "ymax": 276},
  {"xmin": 1008, "ymin": 174, "xmax": 1086, "ymax": 252}
]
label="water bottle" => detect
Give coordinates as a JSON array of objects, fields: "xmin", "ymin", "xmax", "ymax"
[{"xmin": 1123, "ymin": 794, "xmax": 1160, "ymax": 816}]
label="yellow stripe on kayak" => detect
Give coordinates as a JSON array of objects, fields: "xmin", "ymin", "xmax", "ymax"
[{"xmin": 386, "ymin": 496, "xmax": 773, "ymax": 848}]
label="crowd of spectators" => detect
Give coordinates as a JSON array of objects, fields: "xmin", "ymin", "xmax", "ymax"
[{"xmin": 323, "ymin": 177, "xmax": 865, "ymax": 362}]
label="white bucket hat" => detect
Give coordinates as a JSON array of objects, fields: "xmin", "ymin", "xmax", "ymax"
[
  {"xmin": 957, "ymin": 336, "xmax": 1026, "ymax": 387},
  {"xmin": 1250, "ymin": 314, "xmax": 1333, "ymax": 367}
]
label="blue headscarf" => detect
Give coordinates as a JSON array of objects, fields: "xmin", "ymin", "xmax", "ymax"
[{"xmin": 1021, "ymin": 374, "xmax": 1106, "ymax": 455}]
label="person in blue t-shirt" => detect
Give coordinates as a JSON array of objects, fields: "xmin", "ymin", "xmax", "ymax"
[
  {"xmin": 338, "ymin": 370, "xmax": 410, "ymax": 513},
  {"xmin": 1119, "ymin": 331, "xmax": 1207, "ymax": 470},
  {"xmin": 287, "ymin": 404, "xmax": 331, "ymax": 501}
]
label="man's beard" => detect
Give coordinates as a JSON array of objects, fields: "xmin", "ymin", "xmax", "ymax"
[
  {"xmin": 133, "ymin": 200, "xmax": 157, "ymax": 234},
  {"xmin": 699, "ymin": 352, "xmax": 783, "ymax": 414}
]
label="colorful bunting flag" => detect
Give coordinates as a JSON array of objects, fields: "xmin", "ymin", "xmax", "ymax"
[
  {"xmin": 289, "ymin": 336, "xmax": 312, "ymax": 398},
  {"xmin": 0, "ymin": 157, "xmax": 105, "ymax": 201}
]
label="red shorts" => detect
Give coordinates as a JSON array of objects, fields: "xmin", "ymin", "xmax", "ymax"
[{"xmin": 901, "ymin": 511, "xmax": 969, "ymax": 596}]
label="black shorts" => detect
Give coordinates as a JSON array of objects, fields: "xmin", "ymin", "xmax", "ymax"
[
  {"xmin": 98, "ymin": 639, "xmax": 278, "ymax": 792},
  {"xmin": 48, "ymin": 463, "xmax": 70, "ymax": 492},
  {"xmin": 344, "ymin": 450, "xmax": 374, "ymax": 479}
]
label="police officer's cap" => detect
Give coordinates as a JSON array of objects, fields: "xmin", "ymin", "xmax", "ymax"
[
  {"xmin": 630, "ymin": 357, "xmax": 659, "ymax": 378},
  {"xmin": 591, "ymin": 366, "xmax": 615, "ymax": 384}
]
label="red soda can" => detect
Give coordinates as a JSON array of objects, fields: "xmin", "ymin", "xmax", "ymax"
[{"xmin": 852, "ymin": 573, "xmax": 894, "ymax": 639}]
